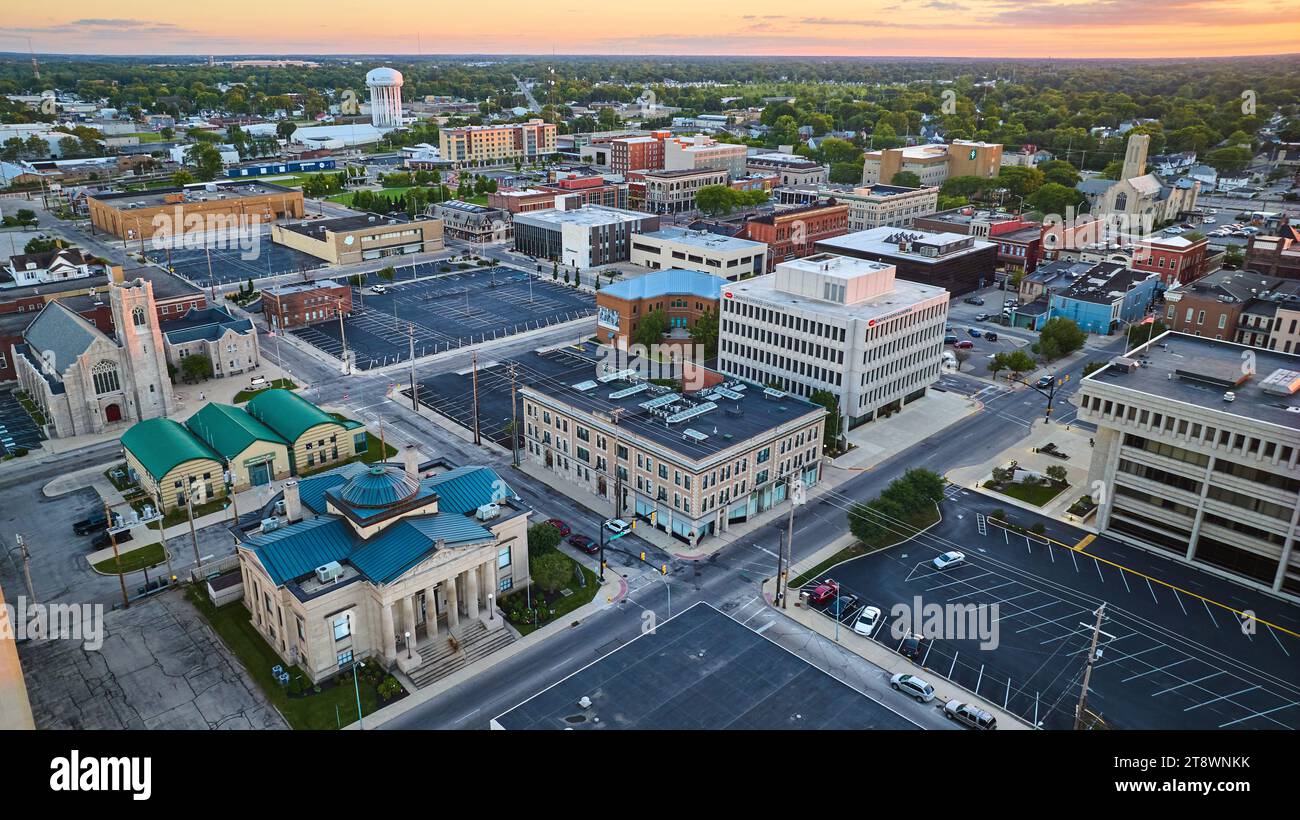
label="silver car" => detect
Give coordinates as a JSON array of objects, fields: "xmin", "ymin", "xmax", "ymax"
[{"xmin": 890, "ymin": 673, "xmax": 936, "ymax": 703}]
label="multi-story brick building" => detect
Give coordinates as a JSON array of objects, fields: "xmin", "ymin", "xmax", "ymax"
[
  {"xmin": 1131, "ymin": 234, "xmax": 1210, "ymax": 287},
  {"xmin": 87, "ymin": 181, "xmax": 304, "ymax": 241},
  {"xmin": 1162, "ymin": 269, "xmax": 1300, "ymax": 348},
  {"xmin": 664, "ymin": 135, "xmax": 748, "ymax": 179},
  {"xmin": 609, "ymin": 133, "xmax": 669, "ymax": 175},
  {"xmin": 1245, "ymin": 223, "xmax": 1300, "ymax": 279},
  {"xmin": 633, "ymin": 168, "xmax": 729, "ymax": 214},
  {"xmin": 746, "ymin": 153, "xmax": 829, "ymax": 186},
  {"xmin": 595, "ymin": 268, "xmax": 726, "ymax": 348},
  {"xmin": 742, "ymin": 201, "xmax": 850, "ymax": 270},
  {"xmin": 439, "ymin": 119, "xmax": 557, "ymax": 167},
  {"xmin": 914, "ymin": 207, "xmax": 1044, "ymax": 274},
  {"xmin": 862, "ymin": 141, "xmax": 1002, "ymax": 186},
  {"xmin": 261, "ymin": 279, "xmax": 352, "ymax": 331}
]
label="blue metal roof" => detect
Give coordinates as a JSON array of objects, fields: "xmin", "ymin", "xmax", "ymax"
[
  {"xmin": 423, "ymin": 466, "xmax": 514, "ymax": 514},
  {"xmin": 298, "ymin": 462, "xmax": 369, "ymax": 513},
  {"xmin": 350, "ymin": 516, "xmax": 494, "ymax": 584},
  {"xmin": 245, "ymin": 518, "xmax": 354, "ymax": 585},
  {"xmin": 335, "ymin": 465, "xmax": 421, "ymax": 508},
  {"xmin": 601, "ymin": 269, "xmax": 726, "ymax": 303}
]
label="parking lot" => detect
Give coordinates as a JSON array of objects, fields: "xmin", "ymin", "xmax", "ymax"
[
  {"xmin": 0, "ymin": 389, "xmax": 46, "ymax": 455},
  {"xmin": 812, "ymin": 489, "xmax": 1300, "ymax": 730},
  {"xmin": 411, "ymin": 344, "xmax": 601, "ymax": 446},
  {"xmin": 144, "ymin": 228, "xmax": 326, "ymax": 286},
  {"xmin": 292, "ymin": 268, "xmax": 595, "ymax": 370}
]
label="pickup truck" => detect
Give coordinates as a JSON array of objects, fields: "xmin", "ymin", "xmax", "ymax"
[{"xmin": 73, "ymin": 510, "xmax": 121, "ymax": 536}]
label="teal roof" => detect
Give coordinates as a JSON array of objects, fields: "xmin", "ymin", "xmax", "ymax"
[
  {"xmin": 335, "ymin": 465, "xmax": 420, "ymax": 508},
  {"xmin": 244, "ymin": 389, "xmax": 338, "ymax": 443},
  {"xmin": 121, "ymin": 418, "xmax": 221, "ymax": 482},
  {"xmin": 185, "ymin": 403, "xmax": 287, "ymax": 459},
  {"xmin": 297, "ymin": 462, "xmax": 367, "ymax": 513},
  {"xmin": 423, "ymin": 466, "xmax": 515, "ymax": 514},
  {"xmin": 601, "ymin": 268, "xmax": 726, "ymax": 302},
  {"xmin": 245, "ymin": 518, "xmax": 354, "ymax": 585}
]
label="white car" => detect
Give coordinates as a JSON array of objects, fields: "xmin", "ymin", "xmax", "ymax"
[
  {"xmin": 853, "ymin": 605, "xmax": 882, "ymax": 636},
  {"xmin": 370, "ymin": 284, "xmax": 387, "ymax": 294},
  {"xmin": 890, "ymin": 673, "xmax": 937, "ymax": 703},
  {"xmin": 932, "ymin": 551, "xmax": 966, "ymax": 570},
  {"xmin": 604, "ymin": 518, "xmax": 632, "ymax": 536},
  {"xmin": 1202, "ymin": 217, "xmax": 1216, "ymax": 224}
]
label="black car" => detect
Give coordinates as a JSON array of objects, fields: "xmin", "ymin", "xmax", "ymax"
[
  {"xmin": 943, "ymin": 334, "xmax": 959, "ymax": 345},
  {"xmin": 73, "ymin": 510, "xmax": 121, "ymax": 536},
  {"xmin": 1036, "ymin": 375, "xmax": 1055, "ymax": 389},
  {"xmin": 90, "ymin": 528, "xmax": 132, "ymax": 550},
  {"xmin": 900, "ymin": 633, "xmax": 927, "ymax": 660},
  {"xmin": 963, "ymin": 296, "xmax": 985, "ymax": 306},
  {"xmin": 984, "ymin": 332, "xmax": 999, "ymax": 342}
]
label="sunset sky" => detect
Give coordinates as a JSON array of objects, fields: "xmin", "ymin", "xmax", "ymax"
[{"xmin": 5, "ymin": 1, "xmax": 1300, "ymax": 57}]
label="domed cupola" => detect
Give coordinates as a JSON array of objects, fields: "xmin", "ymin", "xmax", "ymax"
[{"xmin": 336, "ymin": 465, "xmax": 420, "ymax": 509}]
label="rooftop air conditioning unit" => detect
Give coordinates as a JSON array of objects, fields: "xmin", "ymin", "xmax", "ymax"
[
  {"xmin": 260, "ymin": 517, "xmax": 279, "ymax": 533},
  {"xmin": 315, "ymin": 561, "xmax": 343, "ymax": 583}
]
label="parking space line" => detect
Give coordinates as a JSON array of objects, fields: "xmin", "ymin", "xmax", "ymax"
[
  {"xmin": 975, "ymin": 664, "xmax": 984, "ymax": 694},
  {"xmin": 948, "ymin": 651, "xmax": 958, "ymax": 679},
  {"xmin": 1219, "ymin": 701, "xmax": 1300, "ymax": 728},
  {"xmin": 1145, "ymin": 578, "xmax": 1159, "ymax": 605},
  {"xmin": 1123, "ymin": 657, "xmax": 1193, "ymax": 682},
  {"xmin": 1268, "ymin": 625, "xmax": 1292, "ymax": 657},
  {"xmin": 1005, "ymin": 678, "xmax": 1011, "ymax": 709},
  {"xmin": 1094, "ymin": 643, "xmax": 1165, "ymax": 670},
  {"xmin": 1093, "ymin": 559, "xmax": 1105, "ymax": 584},
  {"xmin": 1016, "ymin": 608, "xmax": 1089, "ymax": 635},
  {"xmin": 1202, "ymin": 599, "xmax": 1220, "ymax": 630},
  {"xmin": 1119, "ymin": 568, "xmax": 1132, "ymax": 595},
  {"xmin": 1069, "ymin": 549, "xmax": 1079, "ymax": 573},
  {"xmin": 1172, "ymin": 588, "xmax": 1189, "ymax": 616},
  {"xmin": 1183, "ymin": 685, "xmax": 1260, "ymax": 712},
  {"xmin": 1153, "ymin": 671, "xmax": 1222, "ymax": 696}
]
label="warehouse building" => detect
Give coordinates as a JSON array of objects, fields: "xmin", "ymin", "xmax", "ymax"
[{"xmin": 87, "ymin": 181, "xmax": 304, "ymax": 240}]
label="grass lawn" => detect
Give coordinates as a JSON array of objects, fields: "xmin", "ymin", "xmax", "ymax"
[
  {"xmin": 326, "ymin": 186, "xmax": 413, "ymax": 207},
  {"xmin": 233, "ymin": 378, "xmax": 298, "ymax": 404},
  {"xmin": 987, "ymin": 480, "xmax": 1068, "ymax": 507},
  {"xmin": 127, "ymin": 132, "xmax": 165, "ymax": 143},
  {"xmin": 791, "ymin": 505, "xmax": 941, "ymax": 588},
  {"xmin": 184, "ymin": 586, "xmax": 398, "ymax": 730},
  {"xmin": 92, "ymin": 542, "xmax": 167, "ymax": 574},
  {"xmin": 150, "ymin": 495, "xmax": 231, "ymax": 529},
  {"xmin": 505, "ymin": 555, "xmax": 600, "ymax": 637}
]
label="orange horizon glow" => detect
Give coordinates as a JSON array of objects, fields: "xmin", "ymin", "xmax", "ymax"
[{"xmin": 5, "ymin": 2, "xmax": 1300, "ymax": 58}]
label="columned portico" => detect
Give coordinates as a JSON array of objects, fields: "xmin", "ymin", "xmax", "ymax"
[
  {"xmin": 401, "ymin": 595, "xmax": 418, "ymax": 651},
  {"xmin": 442, "ymin": 577, "xmax": 459, "ymax": 630},
  {"xmin": 464, "ymin": 566, "xmax": 480, "ymax": 620},
  {"xmin": 423, "ymin": 586, "xmax": 438, "ymax": 638},
  {"xmin": 380, "ymin": 602, "xmax": 396, "ymax": 661}
]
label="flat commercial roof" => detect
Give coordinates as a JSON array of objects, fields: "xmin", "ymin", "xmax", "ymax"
[
  {"xmin": 513, "ymin": 204, "xmax": 649, "ymax": 229},
  {"xmin": 637, "ymin": 227, "xmax": 764, "ymax": 253},
  {"xmin": 89, "ymin": 180, "xmax": 297, "ymax": 208},
  {"xmin": 491, "ymin": 602, "xmax": 919, "ymax": 730},
  {"xmin": 517, "ymin": 346, "xmax": 823, "ymax": 464},
  {"xmin": 728, "ymin": 257, "xmax": 946, "ymax": 321},
  {"xmin": 1087, "ymin": 331, "xmax": 1300, "ymax": 430},
  {"xmin": 817, "ymin": 227, "xmax": 994, "ymax": 265},
  {"xmin": 278, "ymin": 213, "xmax": 413, "ymax": 240}
]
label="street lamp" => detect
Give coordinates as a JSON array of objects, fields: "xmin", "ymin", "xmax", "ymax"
[
  {"xmin": 488, "ymin": 593, "xmax": 495, "ymax": 621},
  {"xmin": 352, "ymin": 660, "xmax": 366, "ymax": 730},
  {"xmin": 405, "ymin": 630, "xmax": 412, "ymax": 659}
]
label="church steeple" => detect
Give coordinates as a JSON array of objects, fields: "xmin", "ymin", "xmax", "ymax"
[{"xmin": 1121, "ymin": 133, "xmax": 1150, "ymax": 181}]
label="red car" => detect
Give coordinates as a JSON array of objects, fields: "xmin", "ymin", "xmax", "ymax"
[
  {"xmin": 954, "ymin": 340, "xmax": 975, "ymax": 350},
  {"xmin": 568, "ymin": 534, "xmax": 597, "ymax": 554},
  {"xmin": 806, "ymin": 579, "xmax": 840, "ymax": 605},
  {"xmin": 546, "ymin": 518, "xmax": 571, "ymax": 537}
]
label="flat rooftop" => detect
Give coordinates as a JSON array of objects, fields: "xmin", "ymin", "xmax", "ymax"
[
  {"xmin": 637, "ymin": 227, "xmax": 764, "ymax": 253},
  {"xmin": 264, "ymin": 278, "xmax": 346, "ymax": 296},
  {"xmin": 513, "ymin": 205, "xmax": 650, "ymax": 229},
  {"xmin": 923, "ymin": 207, "xmax": 1025, "ymax": 226},
  {"xmin": 89, "ymin": 180, "xmax": 297, "ymax": 208},
  {"xmin": 491, "ymin": 602, "xmax": 918, "ymax": 730},
  {"xmin": 277, "ymin": 213, "xmax": 413, "ymax": 239},
  {"xmin": 517, "ymin": 346, "xmax": 823, "ymax": 463},
  {"xmin": 1086, "ymin": 331, "xmax": 1300, "ymax": 430},
  {"xmin": 817, "ymin": 227, "xmax": 994, "ymax": 264},
  {"xmin": 729, "ymin": 256, "xmax": 946, "ymax": 321}
]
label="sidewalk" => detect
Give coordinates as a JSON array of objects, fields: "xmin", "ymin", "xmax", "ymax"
[
  {"xmin": 831, "ymin": 389, "xmax": 978, "ymax": 470},
  {"xmin": 763, "ymin": 534, "xmax": 1033, "ymax": 730},
  {"xmin": 946, "ymin": 417, "xmax": 1095, "ymax": 523},
  {"xmin": 356, "ymin": 570, "xmax": 628, "ymax": 729}
]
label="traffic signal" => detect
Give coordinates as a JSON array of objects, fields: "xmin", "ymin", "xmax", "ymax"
[
  {"xmin": 660, "ymin": 564, "xmax": 667, "ymax": 575},
  {"xmin": 640, "ymin": 551, "xmax": 646, "ymax": 562}
]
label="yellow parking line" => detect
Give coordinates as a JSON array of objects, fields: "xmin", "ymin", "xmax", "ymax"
[{"xmin": 985, "ymin": 518, "xmax": 1299, "ymax": 640}]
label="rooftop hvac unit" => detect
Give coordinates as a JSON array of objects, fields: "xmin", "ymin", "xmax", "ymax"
[
  {"xmin": 315, "ymin": 561, "xmax": 343, "ymax": 583},
  {"xmin": 260, "ymin": 517, "xmax": 279, "ymax": 533},
  {"xmin": 274, "ymin": 499, "xmax": 286, "ymax": 516}
]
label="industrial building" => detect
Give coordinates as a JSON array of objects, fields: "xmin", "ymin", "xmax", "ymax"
[{"xmin": 270, "ymin": 214, "xmax": 443, "ymax": 264}]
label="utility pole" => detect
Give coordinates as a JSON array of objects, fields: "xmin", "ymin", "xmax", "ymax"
[
  {"xmin": 15, "ymin": 534, "xmax": 35, "ymax": 607},
  {"xmin": 508, "ymin": 362, "xmax": 520, "ymax": 466},
  {"xmin": 1075, "ymin": 602, "xmax": 1107, "ymax": 730},
  {"xmin": 103, "ymin": 500, "xmax": 129, "ymax": 610},
  {"xmin": 408, "ymin": 322, "xmax": 417, "ymax": 411},
  {"xmin": 185, "ymin": 481, "xmax": 202, "ymax": 579},
  {"xmin": 471, "ymin": 351, "xmax": 481, "ymax": 445},
  {"xmin": 154, "ymin": 491, "xmax": 174, "ymax": 586},
  {"xmin": 337, "ymin": 297, "xmax": 350, "ymax": 374},
  {"xmin": 774, "ymin": 530, "xmax": 785, "ymax": 608},
  {"xmin": 783, "ymin": 474, "xmax": 803, "ymax": 609}
]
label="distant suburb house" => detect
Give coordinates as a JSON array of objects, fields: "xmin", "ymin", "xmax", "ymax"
[
  {"xmin": 185, "ymin": 402, "xmax": 291, "ymax": 490},
  {"xmin": 236, "ymin": 458, "xmax": 531, "ymax": 683},
  {"xmin": 120, "ymin": 417, "xmax": 225, "ymax": 511},
  {"xmin": 244, "ymin": 389, "xmax": 365, "ymax": 475}
]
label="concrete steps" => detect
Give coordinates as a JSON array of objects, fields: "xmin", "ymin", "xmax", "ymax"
[{"xmin": 409, "ymin": 619, "xmax": 515, "ymax": 689}]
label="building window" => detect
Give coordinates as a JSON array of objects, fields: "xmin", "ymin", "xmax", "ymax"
[
  {"xmin": 91, "ymin": 360, "xmax": 120, "ymax": 395},
  {"xmin": 498, "ymin": 545, "xmax": 512, "ymax": 569},
  {"xmin": 332, "ymin": 613, "xmax": 351, "ymax": 641},
  {"xmin": 337, "ymin": 649, "xmax": 354, "ymax": 668},
  {"xmin": 132, "ymin": 306, "xmax": 146, "ymax": 327}
]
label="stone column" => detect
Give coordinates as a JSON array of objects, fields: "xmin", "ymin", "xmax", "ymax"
[
  {"xmin": 424, "ymin": 585, "xmax": 439, "ymax": 639},
  {"xmin": 464, "ymin": 567, "xmax": 480, "ymax": 620},
  {"xmin": 478, "ymin": 563, "xmax": 490, "ymax": 608},
  {"xmin": 442, "ymin": 577, "xmax": 459, "ymax": 630},
  {"xmin": 484, "ymin": 561, "xmax": 499, "ymax": 620},
  {"xmin": 380, "ymin": 602, "xmax": 396, "ymax": 661},
  {"xmin": 401, "ymin": 595, "xmax": 417, "ymax": 652}
]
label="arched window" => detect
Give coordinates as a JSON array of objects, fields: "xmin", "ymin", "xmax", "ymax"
[
  {"xmin": 132, "ymin": 306, "xmax": 146, "ymax": 327},
  {"xmin": 92, "ymin": 360, "xmax": 120, "ymax": 395},
  {"xmin": 1114, "ymin": 193, "xmax": 1128, "ymax": 212}
]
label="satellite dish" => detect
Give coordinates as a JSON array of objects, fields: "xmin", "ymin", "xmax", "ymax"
[{"xmin": 343, "ymin": 235, "xmax": 355, "ymax": 246}]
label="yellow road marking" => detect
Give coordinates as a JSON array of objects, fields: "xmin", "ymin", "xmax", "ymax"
[
  {"xmin": 985, "ymin": 518, "xmax": 1299, "ymax": 640},
  {"xmin": 1074, "ymin": 534, "xmax": 1096, "ymax": 553}
]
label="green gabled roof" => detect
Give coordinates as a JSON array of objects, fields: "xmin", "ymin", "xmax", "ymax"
[
  {"xmin": 120, "ymin": 418, "xmax": 221, "ymax": 482},
  {"xmin": 244, "ymin": 389, "xmax": 338, "ymax": 443},
  {"xmin": 185, "ymin": 403, "xmax": 288, "ymax": 459}
]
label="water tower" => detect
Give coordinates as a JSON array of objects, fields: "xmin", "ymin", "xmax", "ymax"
[{"xmin": 366, "ymin": 66, "xmax": 404, "ymax": 128}]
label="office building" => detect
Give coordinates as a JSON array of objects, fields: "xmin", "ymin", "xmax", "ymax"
[
  {"xmin": 914, "ymin": 207, "xmax": 1045, "ymax": 274},
  {"xmin": 743, "ymin": 202, "xmax": 850, "ymax": 270},
  {"xmin": 512, "ymin": 203, "xmax": 659, "ymax": 268},
  {"xmin": 270, "ymin": 214, "xmax": 443, "ymax": 264},
  {"xmin": 746, "ymin": 152, "xmax": 829, "ymax": 186},
  {"xmin": 719, "ymin": 253, "xmax": 949, "ymax": 429},
  {"xmin": 630, "ymin": 228, "xmax": 767, "ymax": 279},
  {"xmin": 1076, "ymin": 333, "xmax": 1300, "ymax": 598},
  {"xmin": 816, "ymin": 227, "xmax": 998, "ymax": 295},
  {"xmin": 862, "ymin": 141, "xmax": 1002, "ymax": 186},
  {"xmin": 596, "ymin": 268, "xmax": 726, "ymax": 348},
  {"xmin": 664, "ymin": 135, "xmax": 748, "ymax": 179},
  {"xmin": 634, "ymin": 168, "xmax": 730, "ymax": 214},
  {"xmin": 439, "ymin": 120, "xmax": 557, "ymax": 167},
  {"xmin": 262, "ymin": 279, "xmax": 352, "ymax": 331}
]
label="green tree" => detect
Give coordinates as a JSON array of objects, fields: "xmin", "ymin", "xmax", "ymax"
[
  {"xmin": 1035, "ymin": 317, "xmax": 1086, "ymax": 361},
  {"xmin": 1038, "ymin": 160, "xmax": 1081, "ymax": 188},
  {"xmin": 1126, "ymin": 320, "xmax": 1166, "ymax": 350},
  {"xmin": 276, "ymin": 121, "xmax": 298, "ymax": 141},
  {"xmin": 180, "ymin": 353, "xmax": 214, "ymax": 383},
  {"xmin": 527, "ymin": 522, "xmax": 561, "ymax": 556},
  {"xmin": 1002, "ymin": 349, "xmax": 1037, "ymax": 377},
  {"xmin": 378, "ymin": 266, "xmax": 396, "ymax": 282},
  {"xmin": 829, "ymin": 162, "xmax": 863, "ymax": 184},
  {"xmin": 632, "ymin": 308, "xmax": 668, "ymax": 349},
  {"xmin": 530, "ymin": 552, "xmax": 572, "ymax": 594},
  {"xmin": 997, "ymin": 165, "xmax": 1046, "ymax": 198},
  {"xmin": 689, "ymin": 308, "xmax": 719, "ymax": 357},
  {"xmin": 941, "ymin": 175, "xmax": 989, "ymax": 199},
  {"xmin": 1045, "ymin": 465, "xmax": 1068, "ymax": 484},
  {"xmin": 24, "ymin": 236, "xmax": 64, "ymax": 254},
  {"xmin": 891, "ymin": 170, "xmax": 921, "ymax": 188},
  {"xmin": 696, "ymin": 184, "xmax": 737, "ymax": 216},
  {"xmin": 185, "ymin": 142, "xmax": 223, "ymax": 181},
  {"xmin": 1027, "ymin": 182, "xmax": 1085, "ymax": 216},
  {"xmin": 809, "ymin": 389, "xmax": 842, "ymax": 452},
  {"xmin": 172, "ymin": 169, "xmax": 195, "ymax": 187}
]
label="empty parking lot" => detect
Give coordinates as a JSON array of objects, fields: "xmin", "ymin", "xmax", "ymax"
[{"xmin": 813, "ymin": 488, "xmax": 1300, "ymax": 730}]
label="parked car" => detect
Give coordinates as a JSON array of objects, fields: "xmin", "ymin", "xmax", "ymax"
[
  {"xmin": 944, "ymin": 700, "xmax": 998, "ymax": 729},
  {"xmin": 900, "ymin": 632, "xmax": 927, "ymax": 660},
  {"xmin": 370, "ymin": 284, "xmax": 388, "ymax": 294},
  {"xmin": 1035, "ymin": 375, "xmax": 1054, "ymax": 389},
  {"xmin": 964, "ymin": 296, "xmax": 985, "ymax": 306},
  {"xmin": 568, "ymin": 534, "xmax": 597, "ymax": 554},
  {"xmin": 890, "ymin": 673, "xmax": 937, "ymax": 703},
  {"xmin": 974, "ymin": 312, "xmax": 990, "ymax": 322},
  {"xmin": 954, "ymin": 340, "xmax": 974, "ymax": 350},
  {"xmin": 805, "ymin": 579, "xmax": 840, "ymax": 605},
  {"xmin": 73, "ymin": 510, "xmax": 120, "ymax": 536},
  {"xmin": 603, "ymin": 518, "xmax": 632, "ymax": 536},
  {"xmin": 968, "ymin": 327, "xmax": 982, "ymax": 338},
  {"xmin": 944, "ymin": 334, "xmax": 959, "ymax": 345},
  {"xmin": 545, "ymin": 518, "xmax": 571, "ymax": 537},
  {"xmin": 932, "ymin": 550, "xmax": 966, "ymax": 570},
  {"xmin": 984, "ymin": 332, "xmax": 999, "ymax": 342},
  {"xmin": 90, "ymin": 528, "xmax": 132, "ymax": 551},
  {"xmin": 825, "ymin": 594, "xmax": 859, "ymax": 620},
  {"xmin": 246, "ymin": 375, "xmax": 268, "ymax": 392},
  {"xmin": 853, "ymin": 605, "xmax": 882, "ymax": 636},
  {"xmin": 1202, "ymin": 216, "xmax": 1217, "ymax": 224}
]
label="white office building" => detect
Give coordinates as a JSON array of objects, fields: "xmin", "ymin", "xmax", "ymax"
[
  {"xmin": 1076, "ymin": 332, "xmax": 1300, "ymax": 599},
  {"xmin": 718, "ymin": 253, "xmax": 950, "ymax": 431}
]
